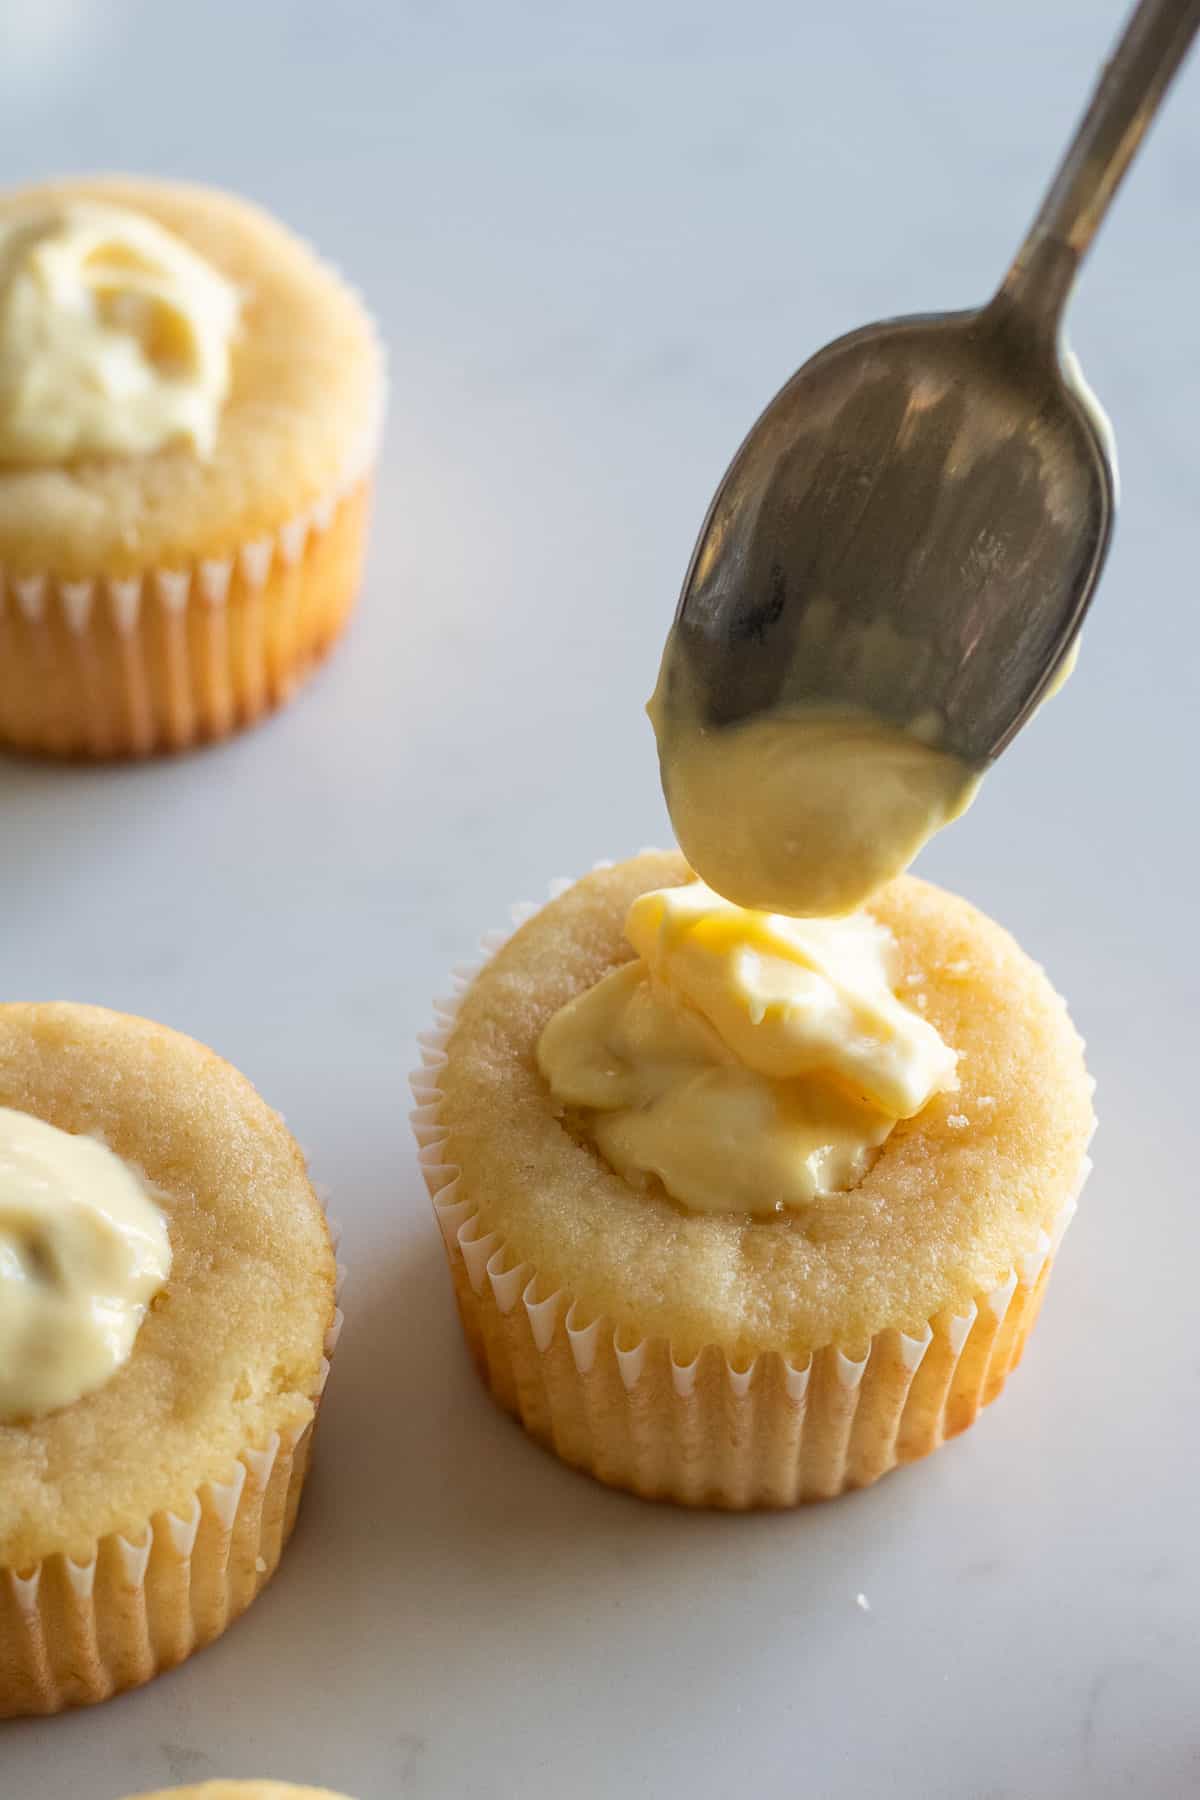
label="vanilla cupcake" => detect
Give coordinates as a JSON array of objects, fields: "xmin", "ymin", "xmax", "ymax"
[
  {"xmin": 0, "ymin": 1004, "xmax": 341, "ymax": 1716},
  {"xmin": 121, "ymin": 1787, "xmax": 355, "ymax": 1800},
  {"xmin": 412, "ymin": 852, "xmax": 1094, "ymax": 1508},
  {"xmin": 0, "ymin": 176, "xmax": 384, "ymax": 757}
]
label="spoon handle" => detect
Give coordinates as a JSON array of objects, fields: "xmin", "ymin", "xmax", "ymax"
[{"xmin": 996, "ymin": 0, "xmax": 1200, "ymax": 335}]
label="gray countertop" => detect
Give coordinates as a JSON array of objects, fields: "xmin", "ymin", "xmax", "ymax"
[{"xmin": 2, "ymin": 2, "xmax": 1198, "ymax": 1795}]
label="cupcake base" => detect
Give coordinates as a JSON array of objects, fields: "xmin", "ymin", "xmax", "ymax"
[
  {"xmin": 0, "ymin": 478, "xmax": 372, "ymax": 760},
  {"xmin": 411, "ymin": 878, "xmax": 1090, "ymax": 1511},
  {"xmin": 1, "ymin": 1420, "xmax": 313, "ymax": 1716},
  {"xmin": 418, "ymin": 1123, "xmax": 1080, "ymax": 1509},
  {"xmin": 0, "ymin": 1288, "xmax": 342, "ymax": 1717}
]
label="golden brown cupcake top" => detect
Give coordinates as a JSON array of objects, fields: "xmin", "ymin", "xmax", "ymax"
[
  {"xmin": 0, "ymin": 1004, "xmax": 336, "ymax": 1569},
  {"xmin": 436, "ymin": 851, "xmax": 1094, "ymax": 1360},
  {"xmin": 0, "ymin": 175, "xmax": 382, "ymax": 578}
]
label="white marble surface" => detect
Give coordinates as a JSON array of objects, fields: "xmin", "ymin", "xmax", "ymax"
[{"xmin": 2, "ymin": 2, "xmax": 1199, "ymax": 1795}]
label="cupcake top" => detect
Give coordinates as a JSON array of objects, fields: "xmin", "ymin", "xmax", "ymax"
[
  {"xmin": 436, "ymin": 850, "xmax": 1094, "ymax": 1359},
  {"xmin": 121, "ymin": 1786, "xmax": 355, "ymax": 1800},
  {"xmin": 0, "ymin": 176, "xmax": 382, "ymax": 578},
  {"xmin": 0, "ymin": 1003, "xmax": 336, "ymax": 1569}
]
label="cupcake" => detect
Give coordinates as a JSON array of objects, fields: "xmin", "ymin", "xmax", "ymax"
[
  {"xmin": 411, "ymin": 851, "xmax": 1093, "ymax": 1508},
  {"xmin": 121, "ymin": 1787, "xmax": 355, "ymax": 1800},
  {"xmin": 0, "ymin": 175, "xmax": 384, "ymax": 757},
  {"xmin": 0, "ymin": 1003, "xmax": 341, "ymax": 1715}
]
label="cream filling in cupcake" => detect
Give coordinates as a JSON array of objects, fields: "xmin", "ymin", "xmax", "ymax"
[
  {"xmin": 0, "ymin": 1105, "xmax": 171, "ymax": 1421},
  {"xmin": 538, "ymin": 879, "xmax": 956, "ymax": 1215},
  {"xmin": 0, "ymin": 201, "xmax": 240, "ymax": 463}
]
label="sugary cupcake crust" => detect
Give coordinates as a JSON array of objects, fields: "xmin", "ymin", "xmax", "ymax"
[
  {"xmin": 0, "ymin": 176, "xmax": 382, "ymax": 577},
  {"xmin": 0, "ymin": 1004, "xmax": 336, "ymax": 1568},
  {"xmin": 437, "ymin": 853, "xmax": 1094, "ymax": 1360}
]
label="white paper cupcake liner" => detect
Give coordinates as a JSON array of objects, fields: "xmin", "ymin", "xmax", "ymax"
[
  {"xmin": 409, "ymin": 862, "xmax": 1092, "ymax": 1509},
  {"xmin": 0, "ymin": 1211, "xmax": 345, "ymax": 1717}
]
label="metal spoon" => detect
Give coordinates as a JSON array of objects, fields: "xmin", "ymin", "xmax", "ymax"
[{"xmin": 660, "ymin": 0, "xmax": 1199, "ymax": 771}]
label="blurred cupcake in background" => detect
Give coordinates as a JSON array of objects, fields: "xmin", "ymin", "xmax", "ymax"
[
  {"xmin": 0, "ymin": 175, "xmax": 384, "ymax": 757},
  {"xmin": 120, "ymin": 1787, "xmax": 356, "ymax": 1799}
]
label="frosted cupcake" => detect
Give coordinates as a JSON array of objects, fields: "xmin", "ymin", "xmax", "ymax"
[
  {"xmin": 0, "ymin": 175, "xmax": 384, "ymax": 756},
  {"xmin": 412, "ymin": 851, "xmax": 1093, "ymax": 1508},
  {"xmin": 0, "ymin": 1004, "xmax": 341, "ymax": 1715}
]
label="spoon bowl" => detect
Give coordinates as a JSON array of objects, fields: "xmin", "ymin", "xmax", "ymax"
[
  {"xmin": 663, "ymin": 0, "xmax": 1198, "ymax": 774},
  {"xmin": 669, "ymin": 299, "xmax": 1114, "ymax": 766}
]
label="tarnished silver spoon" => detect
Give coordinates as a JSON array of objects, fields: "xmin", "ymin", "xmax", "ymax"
[{"xmin": 651, "ymin": 0, "xmax": 1199, "ymax": 916}]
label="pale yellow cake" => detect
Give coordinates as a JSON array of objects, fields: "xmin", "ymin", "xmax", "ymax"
[
  {"xmin": 0, "ymin": 176, "xmax": 383, "ymax": 755},
  {"xmin": 0, "ymin": 1003, "xmax": 338, "ymax": 1713},
  {"xmin": 418, "ymin": 851, "xmax": 1094, "ymax": 1505}
]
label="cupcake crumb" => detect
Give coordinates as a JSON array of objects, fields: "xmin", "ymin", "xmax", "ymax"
[
  {"xmin": 855, "ymin": 1592, "xmax": 871, "ymax": 1613},
  {"xmin": 255, "ymin": 1555, "xmax": 267, "ymax": 1574}
]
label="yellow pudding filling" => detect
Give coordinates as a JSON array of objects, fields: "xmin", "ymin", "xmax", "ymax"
[
  {"xmin": 649, "ymin": 689, "xmax": 979, "ymax": 918},
  {"xmin": 647, "ymin": 636, "xmax": 982, "ymax": 917},
  {"xmin": 647, "ymin": 612, "xmax": 1080, "ymax": 920},
  {"xmin": 0, "ymin": 1105, "xmax": 171, "ymax": 1422},
  {"xmin": 0, "ymin": 200, "xmax": 239, "ymax": 464},
  {"xmin": 538, "ymin": 880, "xmax": 956, "ymax": 1214}
]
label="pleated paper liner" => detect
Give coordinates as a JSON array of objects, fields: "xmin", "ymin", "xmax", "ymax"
[
  {"xmin": 0, "ymin": 1226, "xmax": 345, "ymax": 1718},
  {"xmin": 0, "ymin": 468, "xmax": 374, "ymax": 759},
  {"xmin": 410, "ymin": 871, "xmax": 1092, "ymax": 1511}
]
